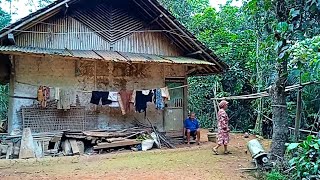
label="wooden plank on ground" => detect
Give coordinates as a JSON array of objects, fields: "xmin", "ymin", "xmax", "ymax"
[
  {"xmin": 94, "ymin": 140, "xmax": 140, "ymax": 150},
  {"xmin": 83, "ymin": 131, "xmax": 133, "ymax": 138},
  {"xmin": 6, "ymin": 142, "xmax": 13, "ymax": 159},
  {"xmin": 19, "ymin": 128, "xmax": 35, "ymax": 159},
  {"xmin": 106, "ymin": 138, "xmax": 125, "ymax": 143},
  {"xmin": 69, "ymin": 139, "xmax": 80, "ymax": 154}
]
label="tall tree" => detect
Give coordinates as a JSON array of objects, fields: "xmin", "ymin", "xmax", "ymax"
[
  {"xmin": 0, "ymin": 8, "xmax": 11, "ymax": 29},
  {"xmin": 269, "ymin": 0, "xmax": 290, "ymax": 158}
]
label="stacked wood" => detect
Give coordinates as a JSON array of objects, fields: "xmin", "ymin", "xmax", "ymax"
[
  {"xmin": 63, "ymin": 127, "xmax": 149, "ymax": 144},
  {"xmin": 94, "ymin": 139, "xmax": 141, "ymax": 150}
]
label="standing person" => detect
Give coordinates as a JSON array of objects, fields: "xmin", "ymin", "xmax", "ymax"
[
  {"xmin": 184, "ymin": 112, "xmax": 200, "ymax": 145},
  {"xmin": 212, "ymin": 100, "xmax": 231, "ymax": 155}
]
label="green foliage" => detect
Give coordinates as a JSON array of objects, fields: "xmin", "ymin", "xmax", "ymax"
[
  {"xmin": 188, "ymin": 75, "xmax": 218, "ymax": 128},
  {"xmin": 158, "ymin": 0, "xmax": 209, "ymax": 27},
  {"xmin": 0, "ymin": 85, "xmax": 8, "ymax": 120},
  {"xmin": 286, "ymin": 135, "xmax": 320, "ymax": 179},
  {"xmin": 0, "ymin": 8, "xmax": 11, "ymax": 29},
  {"xmin": 290, "ymin": 35, "xmax": 320, "ymax": 81},
  {"xmin": 0, "ymin": 6, "xmax": 10, "ymax": 121},
  {"xmin": 266, "ymin": 170, "xmax": 287, "ymax": 180}
]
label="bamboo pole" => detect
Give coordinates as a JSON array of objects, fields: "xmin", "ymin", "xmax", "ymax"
[
  {"xmin": 211, "ymin": 81, "xmax": 319, "ymax": 100},
  {"xmin": 254, "ymin": 36, "xmax": 263, "ymax": 135},
  {"xmin": 294, "ymin": 73, "xmax": 302, "ymax": 141},
  {"xmin": 212, "ymin": 82, "xmax": 219, "ymax": 131}
]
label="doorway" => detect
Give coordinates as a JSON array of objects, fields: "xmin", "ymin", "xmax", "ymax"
[{"xmin": 164, "ymin": 79, "xmax": 185, "ymax": 132}]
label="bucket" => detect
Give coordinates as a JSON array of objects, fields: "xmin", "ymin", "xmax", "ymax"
[
  {"xmin": 247, "ymin": 139, "xmax": 265, "ymax": 158},
  {"xmin": 207, "ymin": 133, "xmax": 217, "ymax": 143}
]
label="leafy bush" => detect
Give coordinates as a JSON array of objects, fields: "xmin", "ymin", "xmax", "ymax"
[
  {"xmin": 0, "ymin": 85, "xmax": 8, "ymax": 120},
  {"xmin": 286, "ymin": 135, "xmax": 320, "ymax": 179},
  {"xmin": 266, "ymin": 170, "xmax": 287, "ymax": 180}
]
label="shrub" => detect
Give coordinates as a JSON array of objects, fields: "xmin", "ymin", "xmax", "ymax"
[{"xmin": 286, "ymin": 135, "xmax": 320, "ymax": 179}]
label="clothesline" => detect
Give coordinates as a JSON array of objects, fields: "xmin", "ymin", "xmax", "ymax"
[
  {"xmin": 211, "ymin": 81, "xmax": 319, "ymax": 100},
  {"xmin": 15, "ymin": 81, "xmax": 188, "ymax": 93},
  {"xmin": 81, "ymin": 85, "xmax": 188, "ymax": 93}
]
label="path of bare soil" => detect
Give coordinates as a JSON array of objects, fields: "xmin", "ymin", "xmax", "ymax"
[{"xmin": 0, "ymin": 131, "xmax": 270, "ymax": 180}]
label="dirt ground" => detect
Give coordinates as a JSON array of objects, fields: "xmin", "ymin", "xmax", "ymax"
[{"xmin": 0, "ymin": 130, "xmax": 271, "ymax": 180}]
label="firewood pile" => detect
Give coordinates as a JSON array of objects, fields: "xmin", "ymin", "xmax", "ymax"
[{"xmin": 0, "ymin": 123, "xmax": 177, "ymax": 159}]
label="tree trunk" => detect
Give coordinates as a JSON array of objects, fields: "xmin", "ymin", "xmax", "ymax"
[
  {"xmin": 270, "ymin": 0, "xmax": 289, "ymax": 158},
  {"xmin": 270, "ymin": 72, "xmax": 289, "ymax": 158}
]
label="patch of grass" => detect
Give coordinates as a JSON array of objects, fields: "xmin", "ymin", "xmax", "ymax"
[{"xmin": 266, "ymin": 170, "xmax": 286, "ymax": 180}]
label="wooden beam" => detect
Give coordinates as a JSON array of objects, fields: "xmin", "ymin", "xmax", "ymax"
[
  {"xmin": 0, "ymin": 0, "xmax": 72, "ymax": 38},
  {"xmin": 93, "ymin": 140, "xmax": 141, "ymax": 150},
  {"xmin": 147, "ymin": 0, "xmax": 225, "ymax": 71},
  {"xmin": 186, "ymin": 51, "xmax": 202, "ymax": 56},
  {"xmin": 133, "ymin": 0, "xmax": 190, "ymax": 53}
]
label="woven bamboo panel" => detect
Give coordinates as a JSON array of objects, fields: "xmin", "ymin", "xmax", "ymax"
[{"xmin": 21, "ymin": 102, "xmax": 92, "ymax": 133}]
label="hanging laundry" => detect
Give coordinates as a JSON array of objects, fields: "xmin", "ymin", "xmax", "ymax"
[
  {"xmin": 109, "ymin": 102, "xmax": 119, "ymax": 107},
  {"xmin": 119, "ymin": 90, "xmax": 133, "ymax": 115},
  {"xmin": 118, "ymin": 93, "xmax": 125, "ymax": 115},
  {"xmin": 160, "ymin": 87, "xmax": 170, "ymax": 101},
  {"xmin": 37, "ymin": 87, "xmax": 44, "ymax": 103},
  {"xmin": 54, "ymin": 87, "xmax": 60, "ymax": 101},
  {"xmin": 70, "ymin": 90, "xmax": 77, "ymax": 107},
  {"xmin": 142, "ymin": 90, "xmax": 150, "ymax": 95},
  {"xmin": 146, "ymin": 90, "xmax": 153, "ymax": 102},
  {"xmin": 154, "ymin": 89, "xmax": 164, "ymax": 110},
  {"xmin": 108, "ymin": 91, "xmax": 119, "ymax": 107},
  {"xmin": 130, "ymin": 90, "xmax": 136, "ymax": 104},
  {"xmin": 90, "ymin": 91, "xmax": 112, "ymax": 105},
  {"xmin": 108, "ymin": 92, "xmax": 118, "ymax": 101},
  {"xmin": 135, "ymin": 90, "xmax": 153, "ymax": 113},
  {"xmin": 37, "ymin": 86, "xmax": 50, "ymax": 108},
  {"xmin": 57, "ymin": 89, "xmax": 71, "ymax": 110}
]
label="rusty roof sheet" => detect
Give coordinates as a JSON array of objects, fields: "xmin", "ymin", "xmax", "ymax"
[
  {"xmin": 70, "ymin": 50, "xmax": 102, "ymax": 60},
  {"xmin": 94, "ymin": 51, "xmax": 127, "ymax": 62},
  {"xmin": 161, "ymin": 56, "xmax": 214, "ymax": 65},
  {"xmin": 0, "ymin": 46, "xmax": 70, "ymax": 56},
  {"xmin": 0, "ymin": 46, "xmax": 214, "ymax": 65}
]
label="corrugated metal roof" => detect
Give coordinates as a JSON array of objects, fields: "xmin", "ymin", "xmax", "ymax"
[
  {"xmin": 0, "ymin": 46, "xmax": 214, "ymax": 65},
  {"xmin": 161, "ymin": 56, "xmax": 214, "ymax": 65},
  {"xmin": 70, "ymin": 50, "xmax": 102, "ymax": 60},
  {"xmin": 94, "ymin": 51, "xmax": 127, "ymax": 62},
  {"xmin": 0, "ymin": 46, "xmax": 71, "ymax": 56},
  {"xmin": 0, "ymin": 0, "xmax": 228, "ymax": 73}
]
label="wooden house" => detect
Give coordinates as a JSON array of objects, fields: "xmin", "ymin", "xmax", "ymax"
[{"xmin": 0, "ymin": 0, "xmax": 227, "ymax": 135}]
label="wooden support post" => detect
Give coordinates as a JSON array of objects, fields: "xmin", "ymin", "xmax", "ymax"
[
  {"xmin": 294, "ymin": 88, "xmax": 302, "ymax": 141},
  {"xmin": 294, "ymin": 74, "xmax": 302, "ymax": 141},
  {"xmin": 212, "ymin": 82, "xmax": 219, "ymax": 131}
]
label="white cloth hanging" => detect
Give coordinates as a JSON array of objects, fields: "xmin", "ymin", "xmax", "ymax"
[
  {"xmin": 142, "ymin": 90, "xmax": 150, "ymax": 95},
  {"xmin": 160, "ymin": 87, "xmax": 170, "ymax": 100},
  {"xmin": 108, "ymin": 92, "xmax": 118, "ymax": 101}
]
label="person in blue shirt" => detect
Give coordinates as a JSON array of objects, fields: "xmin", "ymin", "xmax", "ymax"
[{"xmin": 184, "ymin": 112, "xmax": 200, "ymax": 145}]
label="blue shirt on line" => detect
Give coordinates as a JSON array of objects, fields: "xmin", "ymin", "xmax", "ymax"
[{"xmin": 184, "ymin": 118, "xmax": 199, "ymax": 131}]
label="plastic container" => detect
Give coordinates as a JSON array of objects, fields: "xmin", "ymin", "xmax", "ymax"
[
  {"xmin": 141, "ymin": 139, "xmax": 155, "ymax": 151},
  {"xmin": 207, "ymin": 133, "xmax": 217, "ymax": 143}
]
